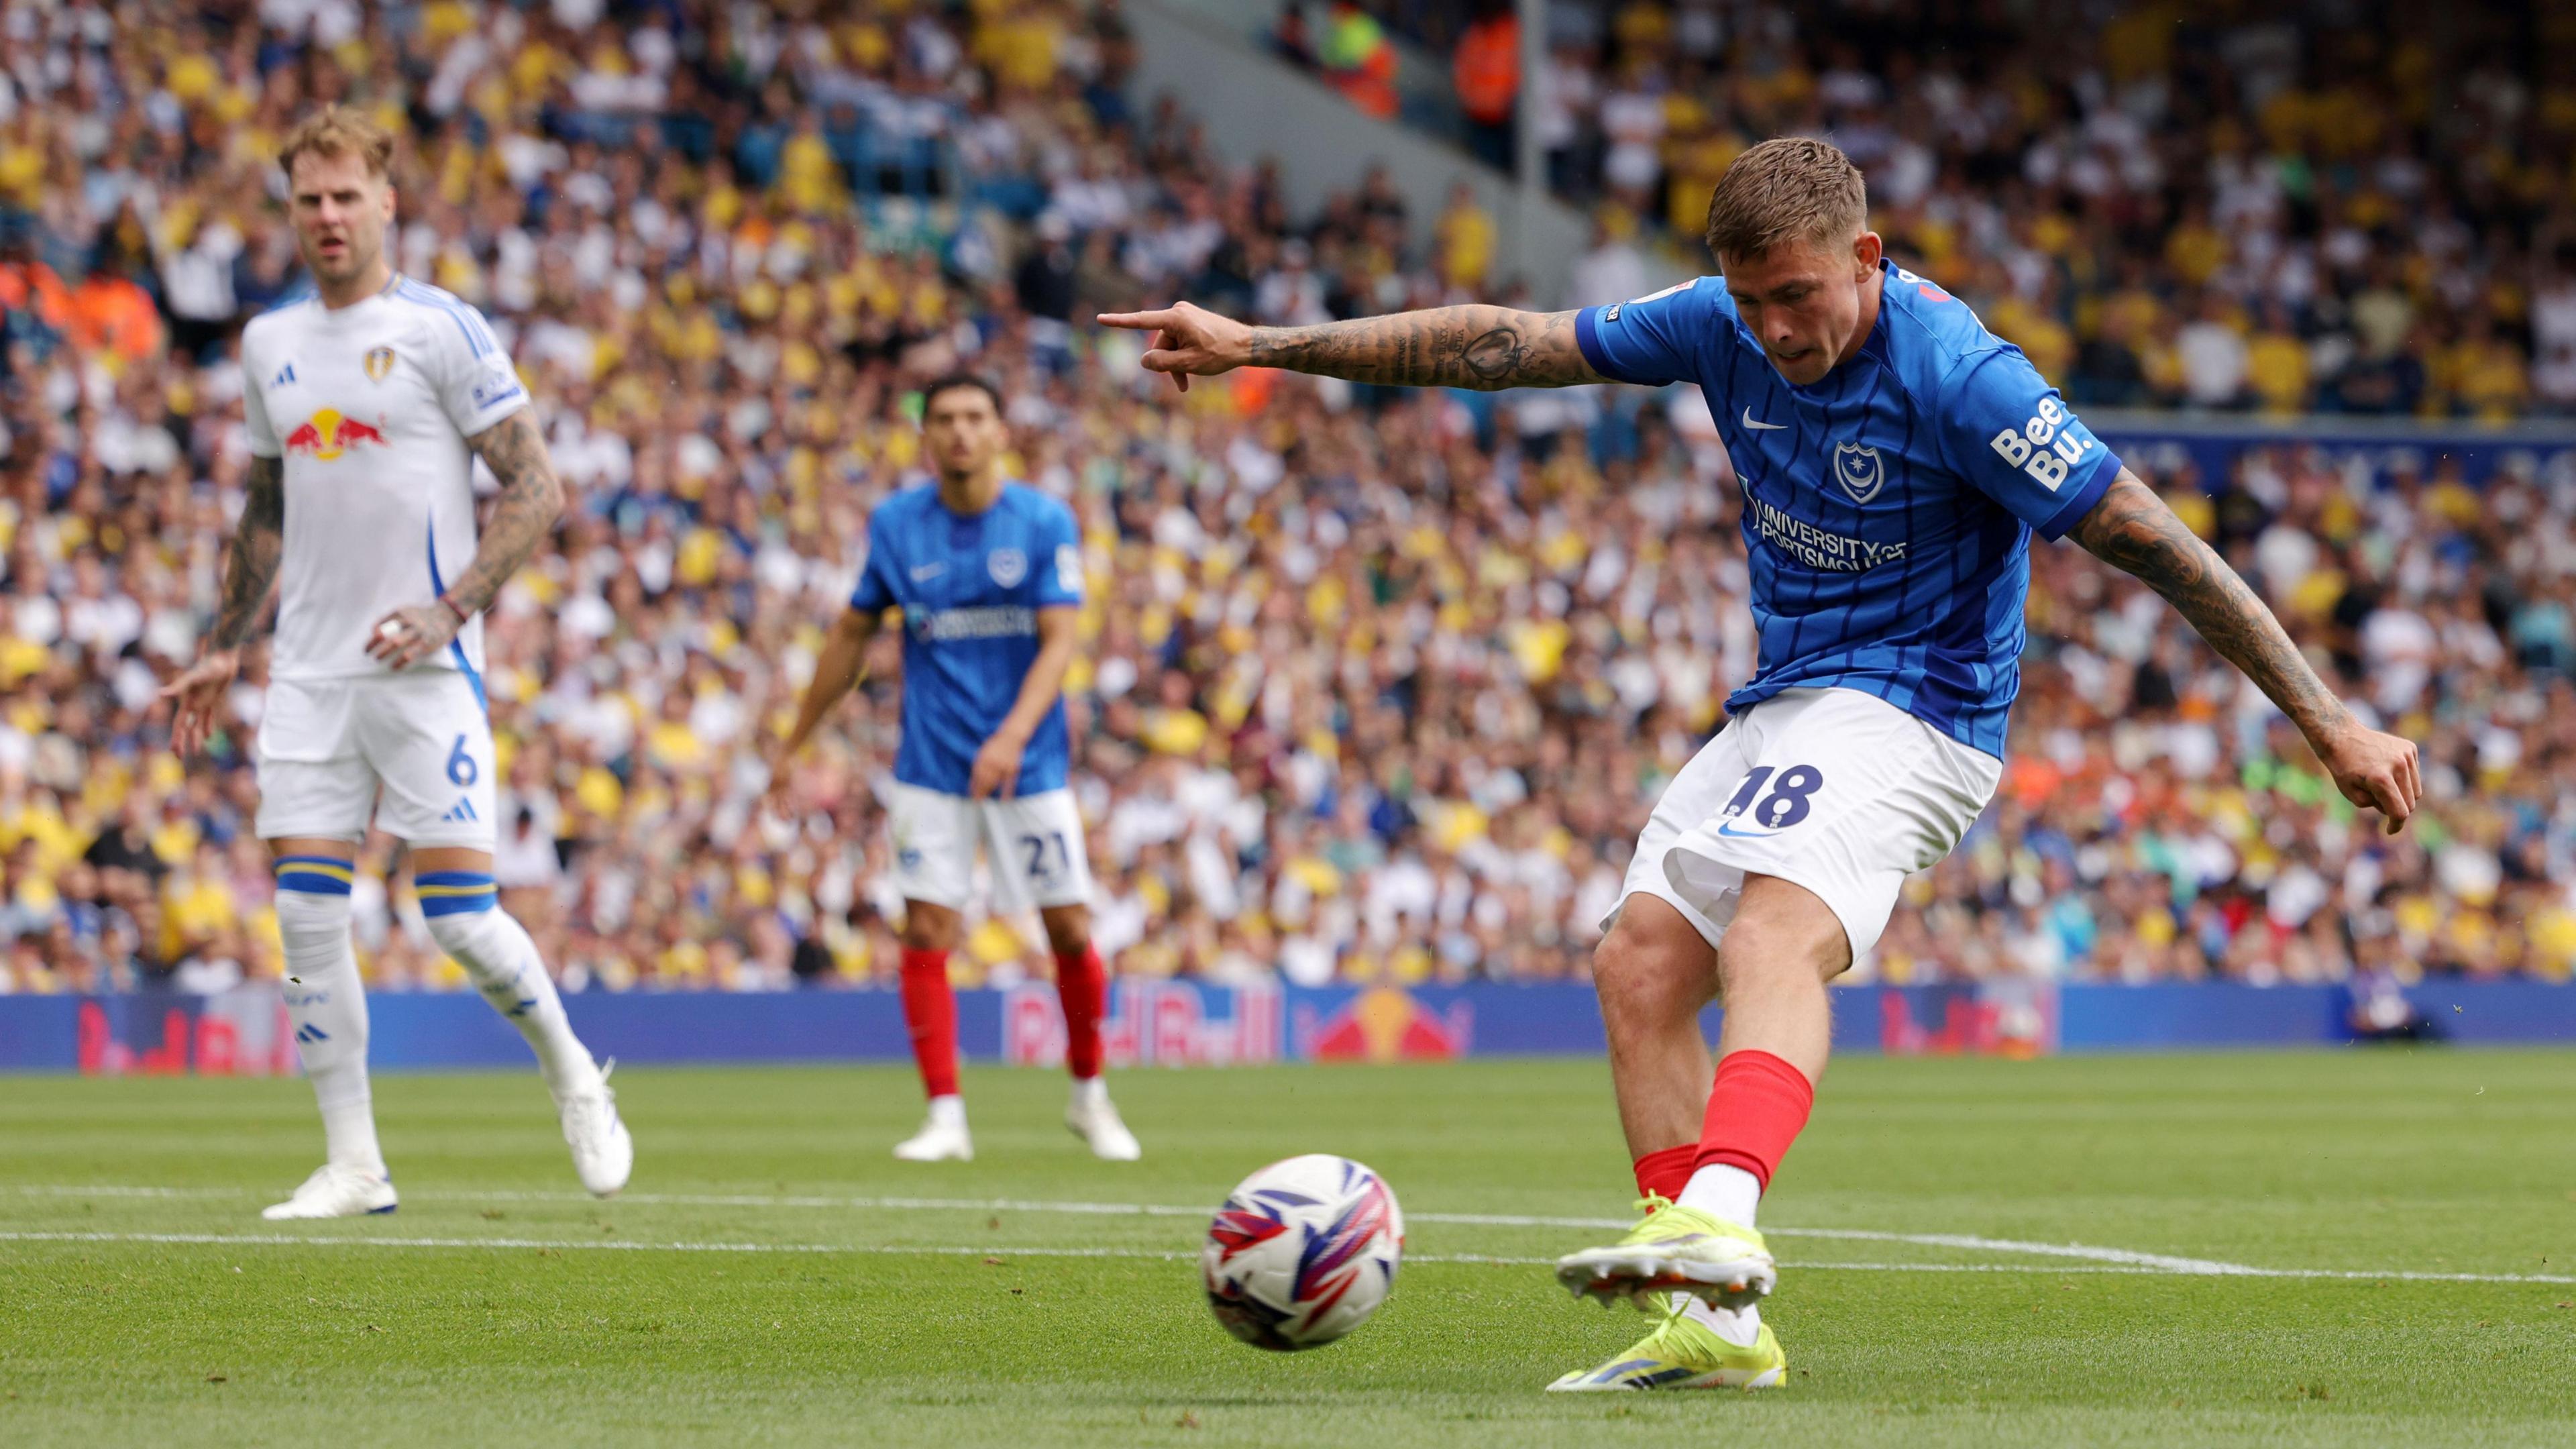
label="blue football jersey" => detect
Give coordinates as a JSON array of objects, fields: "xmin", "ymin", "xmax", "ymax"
[
  {"xmin": 1576, "ymin": 260, "xmax": 2122, "ymax": 757},
  {"xmin": 850, "ymin": 482, "xmax": 1085, "ymax": 796}
]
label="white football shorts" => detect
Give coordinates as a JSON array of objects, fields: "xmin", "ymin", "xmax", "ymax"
[
  {"xmin": 1605, "ymin": 686, "xmax": 2003, "ymax": 960},
  {"xmin": 885, "ymin": 780, "xmax": 1094, "ymax": 913},
  {"xmin": 254, "ymin": 669, "xmax": 496, "ymax": 849}
]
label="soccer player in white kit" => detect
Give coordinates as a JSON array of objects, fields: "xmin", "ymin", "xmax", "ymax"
[{"xmin": 161, "ymin": 107, "xmax": 632, "ymax": 1219}]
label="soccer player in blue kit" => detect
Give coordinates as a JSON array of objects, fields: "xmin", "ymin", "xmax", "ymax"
[
  {"xmin": 1104, "ymin": 138, "xmax": 2420, "ymax": 1389},
  {"xmin": 770, "ymin": 374, "xmax": 1140, "ymax": 1164}
]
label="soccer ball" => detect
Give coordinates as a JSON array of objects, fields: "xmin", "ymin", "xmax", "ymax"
[{"xmin": 1201, "ymin": 1154, "xmax": 1404, "ymax": 1351}]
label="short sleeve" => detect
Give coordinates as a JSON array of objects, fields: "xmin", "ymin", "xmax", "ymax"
[
  {"xmin": 241, "ymin": 356, "xmax": 281, "ymax": 458},
  {"xmin": 427, "ymin": 301, "xmax": 529, "ymax": 437},
  {"xmin": 849, "ymin": 513, "xmax": 898, "ymax": 612},
  {"xmin": 1034, "ymin": 501, "xmax": 1083, "ymax": 608},
  {"xmin": 1575, "ymin": 277, "xmax": 1721, "ymax": 387},
  {"xmin": 1937, "ymin": 349, "xmax": 2121, "ymax": 540}
]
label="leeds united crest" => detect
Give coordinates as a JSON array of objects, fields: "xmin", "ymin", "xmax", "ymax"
[
  {"xmin": 1833, "ymin": 441, "xmax": 1884, "ymax": 504},
  {"xmin": 364, "ymin": 345, "xmax": 396, "ymax": 382}
]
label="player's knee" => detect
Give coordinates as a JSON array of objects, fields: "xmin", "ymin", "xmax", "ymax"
[
  {"xmin": 416, "ymin": 870, "xmax": 508, "ymax": 970},
  {"xmin": 901, "ymin": 902, "xmax": 961, "ymax": 953},
  {"xmin": 272, "ymin": 857, "xmax": 354, "ymax": 955},
  {"xmin": 1039, "ymin": 908, "xmax": 1090, "ymax": 958},
  {"xmin": 1592, "ymin": 912, "xmax": 1712, "ymax": 1030},
  {"xmin": 1716, "ymin": 882, "xmax": 1851, "ymax": 996}
]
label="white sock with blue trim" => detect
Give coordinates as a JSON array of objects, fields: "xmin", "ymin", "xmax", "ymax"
[
  {"xmin": 274, "ymin": 856, "xmax": 384, "ymax": 1176},
  {"xmin": 418, "ymin": 871, "xmax": 601, "ymax": 1097}
]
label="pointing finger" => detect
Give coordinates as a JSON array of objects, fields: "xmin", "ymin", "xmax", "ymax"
[{"xmin": 1095, "ymin": 309, "xmax": 1175, "ymax": 331}]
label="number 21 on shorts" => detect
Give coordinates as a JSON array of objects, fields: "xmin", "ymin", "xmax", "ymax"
[{"xmin": 1721, "ymin": 763, "xmax": 1823, "ymax": 830}]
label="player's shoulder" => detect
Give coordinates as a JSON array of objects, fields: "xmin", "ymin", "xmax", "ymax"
[
  {"xmin": 240, "ymin": 286, "xmax": 321, "ymax": 351},
  {"xmin": 867, "ymin": 482, "xmax": 937, "ymax": 535},
  {"xmin": 386, "ymin": 275, "xmax": 504, "ymax": 359},
  {"xmin": 1872, "ymin": 263, "xmax": 2013, "ymax": 392},
  {"xmin": 1606, "ymin": 274, "xmax": 1737, "ymax": 328},
  {"xmin": 1000, "ymin": 482, "xmax": 1076, "ymax": 529}
]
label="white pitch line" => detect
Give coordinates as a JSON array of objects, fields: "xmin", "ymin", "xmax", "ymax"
[
  {"xmin": 11, "ymin": 1185, "xmax": 2571, "ymax": 1285},
  {"xmin": 0, "ymin": 1231, "xmax": 2568, "ymax": 1285}
]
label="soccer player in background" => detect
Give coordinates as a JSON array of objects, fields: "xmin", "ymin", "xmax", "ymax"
[
  {"xmin": 767, "ymin": 375, "xmax": 1140, "ymax": 1164},
  {"xmin": 162, "ymin": 107, "xmax": 632, "ymax": 1219},
  {"xmin": 1105, "ymin": 138, "xmax": 2420, "ymax": 1390}
]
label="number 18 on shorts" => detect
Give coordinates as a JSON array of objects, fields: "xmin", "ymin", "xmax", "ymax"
[{"xmin": 1609, "ymin": 687, "xmax": 2002, "ymax": 961}]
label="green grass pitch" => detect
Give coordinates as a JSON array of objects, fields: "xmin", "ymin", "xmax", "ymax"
[{"xmin": 4, "ymin": 1049, "xmax": 2574, "ymax": 1446}]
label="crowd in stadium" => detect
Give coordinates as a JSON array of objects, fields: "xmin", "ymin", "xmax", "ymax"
[
  {"xmin": 1, "ymin": 0, "xmax": 2571, "ymax": 1002},
  {"xmin": 1301, "ymin": 0, "xmax": 2576, "ymax": 417}
]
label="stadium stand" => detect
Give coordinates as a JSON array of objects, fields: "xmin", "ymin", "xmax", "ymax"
[{"xmin": 1, "ymin": 0, "xmax": 2571, "ymax": 1008}]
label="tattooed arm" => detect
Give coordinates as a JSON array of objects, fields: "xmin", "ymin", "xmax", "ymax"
[
  {"xmin": 366, "ymin": 408, "xmax": 566, "ymax": 669},
  {"xmin": 162, "ymin": 454, "xmax": 287, "ymax": 755},
  {"xmin": 2070, "ymin": 467, "xmax": 2422, "ymax": 832},
  {"xmin": 1096, "ymin": 302, "xmax": 1599, "ymax": 392}
]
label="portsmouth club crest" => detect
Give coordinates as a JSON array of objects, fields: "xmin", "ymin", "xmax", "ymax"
[
  {"xmin": 363, "ymin": 345, "xmax": 396, "ymax": 382},
  {"xmin": 987, "ymin": 546, "xmax": 1028, "ymax": 588},
  {"xmin": 1833, "ymin": 441, "xmax": 1885, "ymax": 504}
]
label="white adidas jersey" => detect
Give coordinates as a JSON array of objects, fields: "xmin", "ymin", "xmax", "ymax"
[{"xmin": 239, "ymin": 276, "xmax": 528, "ymax": 684}]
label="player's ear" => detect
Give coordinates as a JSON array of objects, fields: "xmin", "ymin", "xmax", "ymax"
[{"xmin": 1853, "ymin": 230, "xmax": 1883, "ymax": 274}]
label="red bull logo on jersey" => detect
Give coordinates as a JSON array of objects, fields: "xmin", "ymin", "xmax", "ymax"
[{"xmin": 281, "ymin": 407, "xmax": 388, "ymax": 462}]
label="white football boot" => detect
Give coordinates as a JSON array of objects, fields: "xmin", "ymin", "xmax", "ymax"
[
  {"xmin": 894, "ymin": 1096, "xmax": 973, "ymax": 1161},
  {"xmin": 262, "ymin": 1164, "xmax": 398, "ymax": 1220},
  {"xmin": 557, "ymin": 1060, "xmax": 633, "ymax": 1198},
  {"xmin": 1065, "ymin": 1078, "xmax": 1142, "ymax": 1161}
]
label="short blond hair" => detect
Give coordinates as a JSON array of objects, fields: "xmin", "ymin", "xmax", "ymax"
[
  {"xmin": 277, "ymin": 105, "xmax": 395, "ymax": 183},
  {"xmin": 1703, "ymin": 137, "xmax": 1867, "ymax": 263}
]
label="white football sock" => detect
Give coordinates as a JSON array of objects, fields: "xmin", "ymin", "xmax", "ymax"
[
  {"xmin": 272, "ymin": 871, "xmax": 384, "ymax": 1176},
  {"xmin": 927, "ymin": 1094, "xmax": 967, "ymax": 1130},
  {"xmin": 1070, "ymin": 1076, "xmax": 1109, "ymax": 1112},
  {"xmin": 1680, "ymin": 1294, "xmax": 1764, "ymax": 1348},
  {"xmin": 421, "ymin": 891, "xmax": 602, "ymax": 1098},
  {"xmin": 1675, "ymin": 1163, "xmax": 1762, "ymax": 1227}
]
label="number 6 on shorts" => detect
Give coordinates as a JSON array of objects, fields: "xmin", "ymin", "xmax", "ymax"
[{"xmin": 446, "ymin": 733, "xmax": 478, "ymax": 787}]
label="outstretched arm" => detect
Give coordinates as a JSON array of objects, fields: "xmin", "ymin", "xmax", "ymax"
[
  {"xmin": 367, "ymin": 409, "xmax": 566, "ymax": 669},
  {"xmin": 1097, "ymin": 301, "xmax": 1601, "ymax": 392},
  {"xmin": 160, "ymin": 453, "xmax": 286, "ymax": 755},
  {"xmin": 2070, "ymin": 468, "xmax": 2422, "ymax": 832}
]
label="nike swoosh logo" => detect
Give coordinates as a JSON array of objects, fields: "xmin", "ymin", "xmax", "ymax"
[
  {"xmin": 1715, "ymin": 822, "xmax": 1778, "ymax": 839},
  {"xmin": 1742, "ymin": 409, "xmax": 1786, "ymax": 431},
  {"xmin": 909, "ymin": 564, "xmax": 947, "ymax": 580}
]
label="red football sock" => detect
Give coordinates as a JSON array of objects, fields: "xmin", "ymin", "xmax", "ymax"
[
  {"xmin": 1055, "ymin": 943, "xmax": 1107, "ymax": 1079},
  {"xmin": 898, "ymin": 947, "xmax": 958, "ymax": 1099},
  {"xmin": 1632, "ymin": 1144, "xmax": 1696, "ymax": 1205},
  {"xmin": 1693, "ymin": 1049, "xmax": 1815, "ymax": 1189}
]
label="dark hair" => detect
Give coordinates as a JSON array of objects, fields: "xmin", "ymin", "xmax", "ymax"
[{"xmin": 920, "ymin": 373, "xmax": 1004, "ymax": 415}]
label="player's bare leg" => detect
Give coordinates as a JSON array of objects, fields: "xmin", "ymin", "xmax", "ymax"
[
  {"xmin": 1041, "ymin": 903, "xmax": 1138, "ymax": 1161},
  {"xmin": 411, "ymin": 843, "xmax": 629, "ymax": 1195},
  {"xmin": 264, "ymin": 835, "xmax": 396, "ymax": 1219},
  {"xmin": 893, "ymin": 899, "xmax": 972, "ymax": 1161},
  {"xmin": 1554, "ymin": 877, "xmax": 1841, "ymax": 1387}
]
